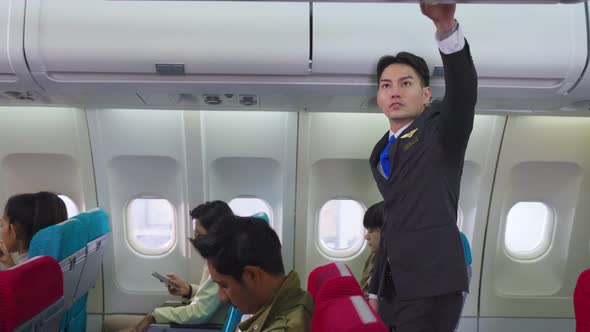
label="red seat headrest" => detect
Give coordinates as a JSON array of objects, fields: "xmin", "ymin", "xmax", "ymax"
[{"xmin": 0, "ymin": 256, "xmax": 63, "ymax": 332}]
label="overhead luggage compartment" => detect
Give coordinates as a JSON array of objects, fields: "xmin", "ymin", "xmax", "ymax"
[
  {"xmin": 0, "ymin": 0, "xmax": 48, "ymax": 104},
  {"xmin": 125, "ymin": 0, "xmax": 586, "ymax": 3},
  {"xmin": 24, "ymin": 0, "xmax": 310, "ymax": 107},
  {"xmin": 312, "ymin": 2, "xmax": 588, "ymax": 109}
]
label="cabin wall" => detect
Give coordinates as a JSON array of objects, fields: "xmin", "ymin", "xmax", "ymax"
[{"xmin": 0, "ymin": 107, "xmax": 587, "ymax": 331}]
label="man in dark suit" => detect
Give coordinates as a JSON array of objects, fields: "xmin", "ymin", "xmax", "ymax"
[{"xmin": 367, "ymin": 4, "xmax": 477, "ymax": 332}]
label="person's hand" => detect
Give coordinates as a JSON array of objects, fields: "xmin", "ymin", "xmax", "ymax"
[
  {"xmin": 420, "ymin": 3, "xmax": 456, "ymax": 33},
  {"xmin": 369, "ymin": 298, "xmax": 379, "ymax": 312},
  {"xmin": 166, "ymin": 273, "xmax": 190, "ymax": 297},
  {"xmin": 135, "ymin": 314, "xmax": 156, "ymax": 332},
  {"xmin": 0, "ymin": 241, "xmax": 16, "ymax": 268}
]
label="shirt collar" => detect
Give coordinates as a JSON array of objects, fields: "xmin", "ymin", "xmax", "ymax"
[{"xmin": 389, "ymin": 122, "xmax": 412, "ymax": 139}]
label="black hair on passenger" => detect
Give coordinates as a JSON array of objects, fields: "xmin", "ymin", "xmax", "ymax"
[
  {"xmin": 190, "ymin": 200, "xmax": 233, "ymax": 231},
  {"xmin": 376, "ymin": 52, "xmax": 430, "ymax": 87},
  {"xmin": 363, "ymin": 201, "xmax": 384, "ymax": 229},
  {"xmin": 3, "ymin": 191, "xmax": 68, "ymax": 249},
  {"xmin": 191, "ymin": 215, "xmax": 284, "ymax": 282}
]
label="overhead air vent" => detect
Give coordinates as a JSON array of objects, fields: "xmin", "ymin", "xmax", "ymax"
[
  {"xmin": 239, "ymin": 95, "xmax": 259, "ymax": 107},
  {"xmin": 2, "ymin": 91, "xmax": 40, "ymax": 101},
  {"xmin": 203, "ymin": 94, "xmax": 223, "ymax": 105}
]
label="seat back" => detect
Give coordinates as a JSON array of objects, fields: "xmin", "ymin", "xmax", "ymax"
[
  {"xmin": 0, "ymin": 256, "xmax": 65, "ymax": 332},
  {"xmin": 312, "ymin": 295, "xmax": 387, "ymax": 332},
  {"xmin": 307, "ymin": 262, "xmax": 363, "ymax": 301},
  {"xmin": 74, "ymin": 208, "xmax": 111, "ymax": 300},
  {"xmin": 29, "ymin": 218, "xmax": 88, "ymax": 307},
  {"xmin": 251, "ymin": 212, "xmax": 270, "ymax": 224},
  {"xmin": 459, "ymin": 232, "xmax": 472, "ymax": 266},
  {"xmin": 29, "ymin": 218, "xmax": 90, "ymax": 331},
  {"xmin": 575, "ymin": 268, "xmax": 590, "ymax": 332},
  {"xmin": 459, "ymin": 232, "xmax": 472, "ymax": 282}
]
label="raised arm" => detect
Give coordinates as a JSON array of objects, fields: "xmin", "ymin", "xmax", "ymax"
[{"xmin": 422, "ymin": 4, "xmax": 478, "ymax": 152}]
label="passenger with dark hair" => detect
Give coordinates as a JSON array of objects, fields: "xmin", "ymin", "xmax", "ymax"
[
  {"xmin": 117, "ymin": 200, "xmax": 233, "ymax": 332},
  {"xmin": 192, "ymin": 215, "xmax": 313, "ymax": 332},
  {"xmin": 359, "ymin": 201, "xmax": 384, "ymax": 296},
  {"xmin": 0, "ymin": 191, "xmax": 68, "ymax": 269},
  {"xmin": 368, "ymin": 4, "xmax": 477, "ymax": 332}
]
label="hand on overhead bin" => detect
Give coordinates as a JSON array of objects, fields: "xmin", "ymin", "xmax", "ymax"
[
  {"xmin": 420, "ymin": 3, "xmax": 456, "ymax": 33},
  {"xmin": 166, "ymin": 273, "xmax": 191, "ymax": 297}
]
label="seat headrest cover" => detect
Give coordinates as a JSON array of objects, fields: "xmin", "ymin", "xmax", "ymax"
[
  {"xmin": 0, "ymin": 256, "xmax": 63, "ymax": 332},
  {"xmin": 575, "ymin": 268, "xmax": 590, "ymax": 331},
  {"xmin": 29, "ymin": 218, "xmax": 88, "ymax": 260},
  {"xmin": 74, "ymin": 209, "xmax": 110, "ymax": 240},
  {"xmin": 307, "ymin": 262, "xmax": 354, "ymax": 299},
  {"xmin": 460, "ymin": 232, "xmax": 472, "ymax": 266},
  {"xmin": 251, "ymin": 212, "xmax": 270, "ymax": 224}
]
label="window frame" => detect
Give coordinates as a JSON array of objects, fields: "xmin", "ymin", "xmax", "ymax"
[
  {"xmin": 316, "ymin": 197, "xmax": 367, "ymax": 259},
  {"xmin": 503, "ymin": 201, "xmax": 555, "ymax": 261},
  {"xmin": 125, "ymin": 195, "xmax": 177, "ymax": 256}
]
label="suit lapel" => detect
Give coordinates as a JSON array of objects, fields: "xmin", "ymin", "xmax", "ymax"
[{"xmin": 387, "ymin": 109, "xmax": 430, "ymax": 182}]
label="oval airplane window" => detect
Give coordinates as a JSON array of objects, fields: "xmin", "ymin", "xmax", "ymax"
[
  {"xmin": 126, "ymin": 198, "xmax": 176, "ymax": 255},
  {"xmin": 228, "ymin": 197, "xmax": 273, "ymax": 226},
  {"xmin": 58, "ymin": 195, "xmax": 80, "ymax": 218},
  {"xmin": 504, "ymin": 202, "xmax": 554, "ymax": 260},
  {"xmin": 318, "ymin": 199, "xmax": 366, "ymax": 259}
]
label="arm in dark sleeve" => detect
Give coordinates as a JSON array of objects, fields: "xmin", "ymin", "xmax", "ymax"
[
  {"xmin": 438, "ymin": 40, "xmax": 478, "ymax": 152},
  {"xmin": 368, "ymin": 236, "xmax": 386, "ymax": 296}
]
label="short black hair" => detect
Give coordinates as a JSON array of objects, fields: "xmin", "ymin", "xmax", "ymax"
[
  {"xmin": 190, "ymin": 200, "xmax": 233, "ymax": 231},
  {"xmin": 363, "ymin": 201, "xmax": 384, "ymax": 229},
  {"xmin": 376, "ymin": 52, "xmax": 430, "ymax": 87},
  {"xmin": 191, "ymin": 215, "xmax": 284, "ymax": 282}
]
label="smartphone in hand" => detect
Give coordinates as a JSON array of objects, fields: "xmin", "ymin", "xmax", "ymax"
[{"xmin": 151, "ymin": 271, "xmax": 179, "ymax": 289}]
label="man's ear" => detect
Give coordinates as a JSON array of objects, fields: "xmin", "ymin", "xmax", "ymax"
[
  {"xmin": 242, "ymin": 265, "xmax": 261, "ymax": 284},
  {"xmin": 422, "ymin": 86, "xmax": 432, "ymax": 105}
]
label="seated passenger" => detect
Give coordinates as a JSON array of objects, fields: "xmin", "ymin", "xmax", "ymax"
[
  {"xmin": 0, "ymin": 192, "xmax": 67, "ymax": 269},
  {"xmin": 192, "ymin": 215, "xmax": 314, "ymax": 332},
  {"xmin": 118, "ymin": 201, "xmax": 233, "ymax": 332},
  {"xmin": 359, "ymin": 201, "xmax": 384, "ymax": 297}
]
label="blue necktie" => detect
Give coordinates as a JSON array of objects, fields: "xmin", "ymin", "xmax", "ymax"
[{"xmin": 380, "ymin": 134, "xmax": 396, "ymax": 178}]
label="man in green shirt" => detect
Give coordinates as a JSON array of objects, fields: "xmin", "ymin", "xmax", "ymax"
[{"xmin": 192, "ymin": 215, "xmax": 314, "ymax": 332}]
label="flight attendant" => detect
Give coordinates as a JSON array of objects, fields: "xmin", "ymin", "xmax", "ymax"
[{"xmin": 368, "ymin": 4, "xmax": 478, "ymax": 332}]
